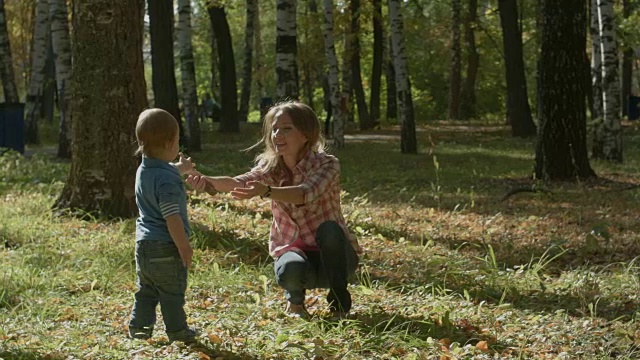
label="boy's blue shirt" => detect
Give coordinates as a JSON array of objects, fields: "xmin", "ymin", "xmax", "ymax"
[{"xmin": 135, "ymin": 156, "xmax": 191, "ymax": 242}]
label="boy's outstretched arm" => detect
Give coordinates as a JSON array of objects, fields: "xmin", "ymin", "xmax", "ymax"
[
  {"xmin": 166, "ymin": 214, "xmax": 193, "ymax": 268},
  {"xmin": 173, "ymin": 152, "xmax": 197, "ymax": 175}
]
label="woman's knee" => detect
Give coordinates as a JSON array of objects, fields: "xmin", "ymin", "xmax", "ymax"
[
  {"xmin": 275, "ymin": 259, "xmax": 308, "ymax": 288},
  {"xmin": 316, "ymin": 221, "xmax": 346, "ymax": 250}
]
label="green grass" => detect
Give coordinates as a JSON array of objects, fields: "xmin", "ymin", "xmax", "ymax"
[{"xmin": 3, "ymin": 122, "xmax": 640, "ymax": 358}]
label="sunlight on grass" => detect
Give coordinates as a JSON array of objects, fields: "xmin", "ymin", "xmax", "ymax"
[{"xmin": 3, "ymin": 123, "xmax": 640, "ymax": 358}]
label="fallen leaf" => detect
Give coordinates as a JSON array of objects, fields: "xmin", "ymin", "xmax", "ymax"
[{"xmin": 476, "ymin": 340, "xmax": 489, "ymax": 352}]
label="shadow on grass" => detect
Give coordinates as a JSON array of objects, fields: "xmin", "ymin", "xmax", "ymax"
[
  {"xmin": 0, "ymin": 348, "xmax": 66, "ymax": 360},
  {"xmin": 341, "ymin": 310, "xmax": 499, "ymax": 356},
  {"xmin": 190, "ymin": 221, "xmax": 271, "ymax": 267}
]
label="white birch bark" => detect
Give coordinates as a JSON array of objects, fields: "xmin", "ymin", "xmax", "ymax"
[
  {"xmin": 590, "ymin": 0, "xmax": 603, "ymax": 138},
  {"xmin": 0, "ymin": 0, "xmax": 18, "ymax": 103},
  {"xmin": 594, "ymin": 0, "xmax": 622, "ymax": 161},
  {"xmin": 177, "ymin": 0, "xmax": 201, "ymax": 151},
  {"xmin": 24, "ymin": 0, "xmax": 50, "ymax": 144},
  {"xmin": 389, "ymin": 0, "xmax": 417, "ymax": 153},
  {"xmin": 276, "ymin": 0, "xmax": 298, "ymax": 99},
  {"xmin": 323, "ymin": 0, "xmax": 344, "ymax": 148},
  {"xmin": 49, "ymin": 0, "xmax": 72, "ymax": 158}
]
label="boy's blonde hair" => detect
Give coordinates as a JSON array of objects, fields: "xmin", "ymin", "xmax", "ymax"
[
  {"xmin": 135, "ymin": 108, "xmax": 179, "ymax": 157},
  {"xmin": 250, "ymin": 101, "xmax": 325, "ymax": 177}
]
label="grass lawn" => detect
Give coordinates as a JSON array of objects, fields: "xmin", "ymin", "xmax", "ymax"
[{"xmin": 2, "ymin": 121, "xmax": 640, "ymax": 359}]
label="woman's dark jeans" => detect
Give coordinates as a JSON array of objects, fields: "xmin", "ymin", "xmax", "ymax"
[
  {"xmin": 274, "ymin": 221, "xmax": 359, "ymax": 312},
  {"xmin": 129, "ymin": 241, "xmax": 189, "ymax": 338}
]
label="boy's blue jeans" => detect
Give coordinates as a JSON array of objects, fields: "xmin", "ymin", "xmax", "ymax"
[
  {"xmin": 129, "ymin": 241, "xmax": 188, "ymax": 336},
  {"xmin": 274, "ymin": 221, "xmax": 359, "ymax": 313}
]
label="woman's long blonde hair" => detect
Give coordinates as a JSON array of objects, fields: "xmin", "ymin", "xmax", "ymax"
[{"xmin": 249, "ymin": 100, "xmax": 325, "ymax": 178}]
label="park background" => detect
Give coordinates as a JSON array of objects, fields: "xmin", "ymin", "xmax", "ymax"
[{"xmin": 2, "ymin": 0, "xmax": 640, "ymax": 358}]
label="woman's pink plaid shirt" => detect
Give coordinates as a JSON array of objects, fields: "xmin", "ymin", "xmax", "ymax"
[{"xmin": 234, "ymin": 151, "xmax": 354, "ymax": 258}]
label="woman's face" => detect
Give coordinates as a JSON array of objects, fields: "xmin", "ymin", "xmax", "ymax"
[{"xmin": 271, "ymin": 110, "xmax": 308, "ymax": 159}]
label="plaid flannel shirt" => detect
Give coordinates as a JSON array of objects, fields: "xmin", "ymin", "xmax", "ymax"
[{"xmin": 234, "ymin": 151, "xmax": 354, "ymax": 259}]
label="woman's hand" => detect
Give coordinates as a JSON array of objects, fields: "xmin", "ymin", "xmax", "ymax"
[
  {"xmin": 185, "ymin": 173, "xmax": 208, "ymax": 192},
  {"xmin": 230, "ymin": 180, "xmax": 269, "ymax": 200}
]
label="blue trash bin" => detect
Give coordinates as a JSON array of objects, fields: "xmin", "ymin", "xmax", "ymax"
[{"xmin": 0, "ymin": 103, "xmax": 26, "ymax": 154}]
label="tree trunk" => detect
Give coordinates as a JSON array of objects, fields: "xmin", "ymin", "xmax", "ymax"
[
  {"xmin": 208, "ymin": 19, "xmax": 220, "ymax": 102},
  {"xmin": 55, "ymin": 0, "xmax": 147, "ymax": 218},
  {"xmin": 148, "ymin": 0, "xmax": 185, "ymax": 148},
  {"xmin": 238, "ymin": 0, "xmax": 256, "ymax": 122},
  {"xmin": 24, "ymin": 0, "xmax": 49, "ymax": 144},
  {"xmin": 177, "ymin": 0, "xmax": 201, "ymax": 151},
  {"xmin": 208, "ymin": 4, "xmax": 239, "ymax": 133},
  {"xmin": 41, "ymin": 37, "xmax": 55, "ymax": 124},
  {"xmin": 448, "ymin": 0, "xmax": 462, "ymax": 120},
  {"xmin": 389, "ymin": 0, "xmax": 417, "ymax": 154},
  {"xmin": 49, "ymin": 0, "xmax": 72, "ymax": 159},
  {"xmin": 621, "ymin": 0, "xmax": 635, "ymax": 118},
  {"xmin": 342, "ymin": 4, "xmax": 353, "ymax": 124},
  {"xmin": 0, "ymin": 0, "xmax": 18, "ymax": 103},
  {"xmin": 385, "ymin": 35, "xmax": 397, "ymax": 121},
  {"xmin": 370, "ymin": 0, "xmax": 383, "ymax": 126},
  {"xmin": 323, "ymin": 0, "xmax": 344, "ymax": 148},
  {"xmin": 591, "ymin": 0, "xmax": 622, "ymax": 162},
  {"xmin": 276, "ymin": 0, "xmax": 299, "ymax": 100},
  {"xmin": 590, "ymin": 0, "xmax": 603, "ymax": 131},
  {"xmin": 534, "ymin": 0, "xmax": 595, "ymax": 181},
  {"xmin": 460, "ymin": 0, "xmax": 479, "ymax": 120},
  {"xmin": 350, "ymin": 0, "xmax": 370, "ymax": 130},
  {"xmin": 498, "ymin": 0, "xmax": 536, "ymax": 137},
  {"xmin": 254, "ymin": 1, "xmax": 264, "ymax": 99}
]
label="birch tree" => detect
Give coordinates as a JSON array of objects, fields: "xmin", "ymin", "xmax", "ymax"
[
  {"xmin": 24, "ymin": 0, "xmax": 49, "ymax": 144},
  {"xmin": 389, "ymin": 0, "xmax": 417, "ymax": 154},
  {"xmin": 591, "ymin": 0, "xmax": 622, "ymax": 162},
  {"xmin": 239, "ymin": 0, "xmax": 256, "ymax": 122},
  {"xmin": 253, "ymin": 0, "xmax": 264, "ymax": 99},
  {"xmin": 323, "ymin": 0, "xmax": 344, "ymax": 148},
  {"xmin": 276, "ymin": 0, "xmax": 298, "ymax": 99},
  {"xmin": 0, "ymin": 0, "xmax": 18, "ymax": 103},
  {"xmin": 49, "ymin": 0, "xmax": 72, "ymax": 158},
  {"xmin": 177, "ymin": 0, "xmax": 201, "ymax": 151}
]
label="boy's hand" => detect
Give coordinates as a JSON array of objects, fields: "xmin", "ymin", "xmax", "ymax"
[
  {"xmin": 177, "ymin": 244, "xmax": 193, "ymax": 268},
  {"xmin": 174, "ymin": 152, "xmax": 197, "ymax": 175}
]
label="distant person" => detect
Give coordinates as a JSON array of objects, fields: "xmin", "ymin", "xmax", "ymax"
[
  {"xmin": 186, "ymin": 101, "xmax": 363, "ymax": 319},
  {"xmin": 128, "ymin": 108, "xmax": 199, "ymax": 343},
  {"xmin": 202, "ymin": 93, "xmax": 221, "ymax": 122}
]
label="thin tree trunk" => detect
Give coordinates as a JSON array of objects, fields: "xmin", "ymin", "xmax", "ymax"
[
  {"xmin": 370, "ymin": 0, "xmax": 383, "ymax": 126},
  {"xmin": 323, "ymin": 0, "xmax": 344, "ymax": 148},
  {"xmin": 460, "ymin": 0, "xmax": 479, "ymax": 120},
  {"xmin": 177, "ymin": 0, "xmax": 201, "ymax": 151},
  {"xmin": 55, "ymin": 0, "xmax": 147, "ymax": 218},
  {"xmin": 239, "ymin": 0, "xmax": 256, "ymax": 122},
  {"xmin": 0, "ymin": 0, "xmax": 18, "ymax": 103},
  {"xmin": 448, "ymin": 0, "xmax": 462, "ymax": 120},
  {"xmin": 535, "ymin": 0, "xmax": 595, "ymax": 180},
  {"xmin": 148, "ymin": 0, "xmax": 185, "ymax": 148},
  {"xmin": 591, "ymin": 0, "xmax": 622, "ymax": 162},
  {"xmin": 50, "ymin": 0, "xmax": 72, "ymax": 159},
  {"xmin": 342, "ymin": 4, "xmax": 353, "ymax": 124},
  {"xmin": 389, "ymin": 0, "xmax": 416, "ymax": 154},
  {"xmin": 209, "ymin": 19, "xmax": 220, "ymax": 102},
  {"xmin": 254, "ymin": 1, "xmax": 264, "ymax": 99},
  {"xmin": 41, "ymin": 37, "xmax": 55, "ymax": 124},
  {"xmin": 24, "ymin": 0, "xmax": 49, "ymax": 144},
  {"xmin": 208, "ymin": 4, "xmax": 239, "ymax": 133},
  {"xmin": 385, "ymin": 35, "xmax": 397, "ymax": 121},
  {"xmin": 498, "ymin": 0, "xmax": 536, "ymax": 137},
  {"xmin": 621, "ymin": 0, "xmax": 634, "ymax": 117},
  {"xmin": 350, "ymin": 0, "xmax": 370, "ymax": 130},
  {"xmin": 276, "ymin": 0, "xmax": 299, "ymax": 99}
]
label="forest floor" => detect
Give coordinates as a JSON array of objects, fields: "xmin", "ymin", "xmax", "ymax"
[{"xmin": 3, "ymin": 120, "xmax": 640, "ymax": 359}]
